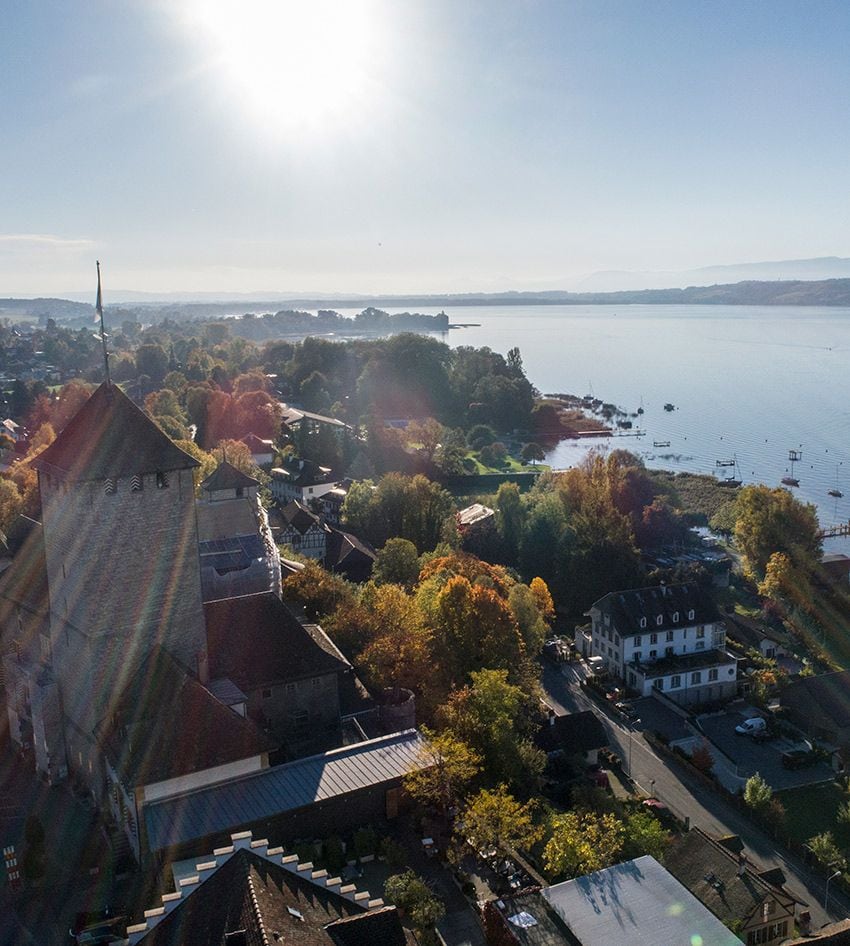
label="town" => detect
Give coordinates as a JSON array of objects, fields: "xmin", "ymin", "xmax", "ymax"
[{"xmin": 2, "ymin": 298, "xmax": 850, "ymax": 946}]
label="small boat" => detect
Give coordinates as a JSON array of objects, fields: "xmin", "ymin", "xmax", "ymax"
[
  {"xmin": 653, "ymin": 441, "xmax": 670, "ymax": 448},
  {"xmin": 663, "ymin": 403, "xmax": 675, "ymax": 412},
  {"xmin": 782, "ymin": 449, "xmax": 802, "ymax": 488},
  {"xmin": 782, "ymin": 476, "xmax": 800, "ymax": 487},
  {"xmin": 829, "ymin": 488, "xmax": 844, "ymax": 498},
  {"xmin": 717, "ymin": 455, "xmax": 742, "ymax": 487},
  {"xmin": 637, "ymin": 396, "xmax": 644, "ymax": 415}
]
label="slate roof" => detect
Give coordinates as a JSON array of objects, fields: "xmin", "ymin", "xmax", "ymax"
[
  {"xmin": 280, "ymin": 499, "xmax": 325, "ymax": 535},
  {"xmin": 542, "ymin": 855, "xmax": 744, "ymax": 945},
  {"xmin": 536, "ymin": 710, "xmax": 608, "ymax": 755},
  {"xmin": 325, "ymin": 528, "xmax": 376, "ymax": 582},
  {"xmin": 144, "ymin": 729, "xmax": 427, "ymax": 851},
  {"xmin": 781, "ymin": 670, "xmax": 850, "ymax": 735},
  {"xmin": 205, "ymin": 592, "xmax": 350, "ymax": 690},
  {"xmin": 32, "ymin": 382, "xmax": 198, "ymax": 481},
  {"xmin": 138, "ymin": 848, "xmax": 411, "ymax": 946},
  {"xmin": 590, "ymin": 582, "xmax": 720, "ymax": 638},
  {"xmin": 723, "ymin": 613, "xmax": 780, "ymax": 650},
  {"xmin": 664, "ymin": 829, "xmax": 796, "ymax": 929},
  {"xmin": 201, "ymin": 460, "xmax": 260, "ymax": 492},
  {"xmin": 785, "ymin": 919, "xmax": 850, "ymax": 944},
  {"xmin": 98, "ymin": 647, "xmax": 275, "ymax": 788}
]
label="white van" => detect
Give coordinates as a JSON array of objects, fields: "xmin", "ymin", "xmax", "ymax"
[{"xmin": 735, "ymin": 717, "xmax": 767, "ymax": 736}]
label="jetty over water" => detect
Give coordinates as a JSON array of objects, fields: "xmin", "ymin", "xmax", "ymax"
[{"xmin": 817, "ymin": 521, "xmax": 850, "ymax": 540}]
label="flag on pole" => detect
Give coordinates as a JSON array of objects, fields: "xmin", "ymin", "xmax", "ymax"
[{"xmin": 94, "ymin": 261, "xmax": 103, "ymax": 322}]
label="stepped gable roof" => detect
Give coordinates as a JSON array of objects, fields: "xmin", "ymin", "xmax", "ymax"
[
  {"xmin": 201, "ymin": 460, "xmax": 259, "ymax": 492},
  {"xmin": 664, "ymin": 828, "xmax": 797, "ymax": 928},
  {"xmin": 98, "ymin": 647, "xmax": 275, "ymax": 788},
  {"xmin": 32, "ymin": 382, "xmax": 198, "ymax": 481},
  {"xmin": 590, "ymin": 581, "xmax": 720, "ymax": 636},
  {"xmin": 139, "ymin": 847, "xmax": 412, "ymax": 946},
  {"xmin": 280, "ymin": 499, "xmax": 325, "ymax": 534},
  {"xmin": 205, "ymin": 592, "xmax": 349, "ymax": 690},
  {"xmin": 536, "ymin": 710, "xmax": 608, "ymax": 755}
]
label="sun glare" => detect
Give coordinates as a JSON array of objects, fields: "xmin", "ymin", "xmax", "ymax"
[{"xmin": 182, "ymin": 0, "xmax": 387, "ymax": 138}]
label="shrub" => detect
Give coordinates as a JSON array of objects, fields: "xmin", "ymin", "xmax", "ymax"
[
  {"xmin": 380, "ymin": 836, "xmax": 408, "ymax": 869},
  {"xmin": 353, "ymin": 826, "xmax": 377, "ymax": 860},
  {"xmin": 322, "ymin": 836, "xmax": 346, "ymax": 872}
]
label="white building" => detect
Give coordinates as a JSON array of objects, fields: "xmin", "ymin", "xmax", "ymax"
[{"xmin": 586, "ymin": 582, "xmax": 738, "ymax": 706}]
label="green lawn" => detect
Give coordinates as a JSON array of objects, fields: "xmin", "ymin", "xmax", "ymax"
[{"xmin": 779, "ymin": 781, "xmax": 850, "ymax": 847}]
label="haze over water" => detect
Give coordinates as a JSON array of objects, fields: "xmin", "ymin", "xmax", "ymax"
[{"xmin": 335, "ymin": 304, "xmax": 850, "ymax": 537}]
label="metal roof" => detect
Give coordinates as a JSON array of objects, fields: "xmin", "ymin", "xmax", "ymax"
[
  {"xmin": 145, "ymin": 729, "xmax": 426, "ymax": 852},
  {"xmin": 543, "ymin": 855, "xmax": 744, "ymax": 946}
]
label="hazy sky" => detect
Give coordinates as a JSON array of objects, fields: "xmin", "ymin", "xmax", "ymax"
[{"xmin": 3, "ymin": 0, "xmax": 850, "ymax": 296}]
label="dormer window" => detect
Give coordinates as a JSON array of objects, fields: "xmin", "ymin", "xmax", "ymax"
[
  {"xmin": 673, "ymin": 611, "xmax": 679, "ymax": 623},
  {"xmin": 656, "ymin": 615, "xmax": 663, "ymax": 626},
  {"xmin": 688, "ymin": 609, "xmax": 695, "ymax": 621},
  {"xmin": 131, "ymin": 474, "xmax": 143, "ymax": 492},
  {"xmin": 156, "ymin": 471, "xmax": 169, "ymax": 490},
  {"xmin": 104, "ymin": 478, "xmax": 116, "ymax": 495},
  {"xmin": 639, "ymin": 617, "xmax": 647, "ymax": 629}
]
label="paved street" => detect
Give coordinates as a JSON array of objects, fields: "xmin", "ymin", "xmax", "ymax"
[{"xmin": 541, "ymin": 662, "xmax": 850, "ymax": 929}]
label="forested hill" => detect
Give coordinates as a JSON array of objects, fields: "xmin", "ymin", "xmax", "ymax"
[{"xmin": 5, "ymin": 277, "xmax": 850, "ymax": 324}]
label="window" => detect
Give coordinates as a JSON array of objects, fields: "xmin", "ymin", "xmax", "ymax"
[
  {"xmin": 236, "ymin": 487, "xmax": 244, "ymax": 498},
  {"xmin": 285, "ymin": 682, "xmax": 296, "ymax": 695},
  {"xmin": 633, "ymin": 651, "xmax": 642, "ymax": 663},
  {"xmin": 291, "ymin": 710, "xmax": 309, "ymax": 730},
  {"xmin": 156, "ymin": 471, "xmax": 169, "ymax": 489},
  {"xmin": 696, "ymin": 641, "xmax": 705, "ymax": 650},
  {"xmin": 666, "ymin": 631, "xmax": 674, "ymax": 642},
  {"xmin": 649, "ymin": 650, "xmax": 657, "ymax": 659},
  {"xmin": 312, "ymin": 676, "xmax": 322, "ymax": 689},
  {"xmin": 262, "ymin": 688, "xmax": 272, "ymax": 699},
  {"xmin": 650, "ymin": 633, "xmax": 658, "ymax": 645},
  {"xmin": 670, "ymin": 674, "xmax": 681, "ymax": 688},
  {"xmin": 131, "ymin": 474, "xmax": 142, "ymax": 492},
  {"xmin": 673, "ymin": 611, "xmax": 679, "ymax": 622},
  {"xmin": 696, "ymin": 625, "xmax": 705, "ymax": 638},
  {"xmin": 634, "ymin": 635, "xmax": 642, "ymax": 647},
  {"xmin": 639, "ymin": 617, "xmax": 647, "ymax": 629},
  {"xmin": 665, "ymin": 646, "xmax": 674, "ymax": 657},
  {"xmin": 656, "ymin": 615, "xmax": 663, "ymax": 626},
  {"xmin": 653, "ymin": 678, "xmax": 663, "ymax": 691},
  {"xmin": 688, "ymin": 609, "xmax": 695, "ymax": 621},
  {"xmin": 691, "ymin": 671, "xmax": 702, "ymax": 684},
  {"xmin": 709, "ymin": 668, "xmax": 719, "ymax": 682}
]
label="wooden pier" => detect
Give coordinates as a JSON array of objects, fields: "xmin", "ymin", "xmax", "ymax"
[{"xmin": 818, "ymin": 521, "xmax": 850, "ymax": 540}]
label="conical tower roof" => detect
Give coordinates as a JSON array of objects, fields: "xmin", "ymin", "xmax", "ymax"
[{"xmin": 32, "ymin": 382, "xmax": 198, "ymax": 481}]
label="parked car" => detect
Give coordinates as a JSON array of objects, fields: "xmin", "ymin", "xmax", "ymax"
[
  {"xmin": 614, "ymin": 701, "xmax": 639, "ymax": 721},
  {"xmin": 735, "ymin": 717, "xmax": 767, "ymax": 736},
  {"xmin": 782, "ymin": 748, "xmax": 817, "ymax": 770}
]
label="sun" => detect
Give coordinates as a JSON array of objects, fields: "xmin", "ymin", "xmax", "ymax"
[{"xmin": 180, "ymin": 0, "xmax": 387, "ymax": 138}]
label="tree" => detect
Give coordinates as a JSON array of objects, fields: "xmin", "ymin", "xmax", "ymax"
[
  {"xmin": 622, "ymin": 810, "xmax": 668, "ymax": 861},
  {"xmin": 544, "ymin": 811, "xmax": 625, "ymax": 878},
  {"xmin": 384, "ymin": 870, "xmax": 444, "ymax": 940},
  {"xmin": 135, "ymin": 343, "xmax": 170, "ymax": 384},
  {"xmin": 529, "ymin": 577, "xmax": 555, "ymax": 624},
  {"xmin": 404, "ymin": 728, "xmax": 481, "ymax": 816},
  {"xmin": 508, "ymin": 583, "xmax": 548, "ymax": 656},
  {"xmin": 0, "ymin": 477, "xmax": 23, "ymax": 534},
  {"xmin": 467, "ymin": 424, "xmax": 496, "ymax": 449},
  {"xmin": 734, "ymin": 484, "xmax": 821, "ymax": 581},
  {"xmin": 521, "ymin": 442, "xmax": 545, "ymax": 465},
  {"xmin": 461, "ymin": 785, "xmax": 542, "ymax": 858},
  {"xmin": 281, "ymin": 560, "xmax": 355, "ymax": 620},
  {"xmin": 808, "ymin": 832, "xmax": 845, "ymax": 871},
  {"xmin": 743, "ymin": 773, "xmax": 773, "ymax": 812},
  {"xmin": 373, "ymin": 538, "xmax": 421, "ymax": 588},
  {"xmin": 496, "ymin": 482, "xmax": 524, "ymax": 561}
]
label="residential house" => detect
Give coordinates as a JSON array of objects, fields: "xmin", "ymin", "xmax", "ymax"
[
  {"xmin": 325, "ymin": 527, "xmax": 376, "ymax": 583},
  {"xmin": 492, "ymin": 856, "xmax": 744, "ymax": 945},
  {"xmin": 125, "ymin": 829, "xmax": 415, "ymax": 945},
  {"xmin": 241, "ymin": 432, "xmax": 275, "ymax": 466},
  {"xmin": 723, "ymin": 613, "xmax": 786, "ymax": 660},
  {"xmin": 278, "ymin": 499, "xmax": 329, "ymax": 559},
  {"xmin": 270, "ymin": 457, "xmax": 339, "ymax": 505},
  {"xmin": 586, "ymin": 583, "xmax": 738, "ymax": 706},
  {"xmin": 141, "ymin": 730, "xmax": 428, "ymax": 862},
  {"xmin": 665, "ymin": 828, "xmax": 797, "ymax": 946},
  {"xmin": 204, "ymin": 591, "xmax": 351, "ymax": 755},
  {"xmin": 536, "ymin": 710, "xmax": 608, "ymax": 766},
  {"xmin": 457, "ymin": 503, "xmax": 495, "ymax": 532},
  {"xmin": 281, "ymin": 404, "xmax": 353, "ymax": 436}
]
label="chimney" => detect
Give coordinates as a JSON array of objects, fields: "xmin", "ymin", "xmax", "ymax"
[
  {"xmin": 197, "ymin": 650, "xmax": 209, "ymax": 685},
  {"xmin": 737, "ymin": 853, "xmax": 747, "ymax": 878}
]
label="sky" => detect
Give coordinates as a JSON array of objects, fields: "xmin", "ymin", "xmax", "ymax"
[{"xmin": 3, "ymin": 0, "xmax": 850, "ymax": 297}]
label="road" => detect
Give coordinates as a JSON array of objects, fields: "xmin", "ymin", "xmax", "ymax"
[{"xmin": 541, "ymin": 662, "xmax": 850, "ymax": 929}]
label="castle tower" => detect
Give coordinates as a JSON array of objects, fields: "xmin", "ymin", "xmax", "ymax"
[{"xmin": 32, "ymin": 383, "xmax": 207, "ymax": 784}]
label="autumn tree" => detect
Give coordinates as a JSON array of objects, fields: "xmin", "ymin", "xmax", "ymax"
[
  {"xmin": 281, "ymin": 560, "xmax": 355, "ymax": 620},
  {"xmin": 461, "ymin": 785, "xmax": 542, "ymax": 859},
  {"xmin": 743, "ymin": 773, "xmax": 773, "ymax": 813},
  {"xmin": 544, "ymin": 811, "xmax": 625, "ymax": 878},
  {"xmin": 404, "ymin": 728, "xmax": 481, "ymax": 816},
  {"xmin": 373, "ymin": 537, "xmax": 421, "ymax": 588},
  {"xmin": 384, "ymin": 871, "xmax": 444, "ymax": 942},
  {"xmin": 622, "ymin": 810, "xmax": 669, "ymax": 861}
]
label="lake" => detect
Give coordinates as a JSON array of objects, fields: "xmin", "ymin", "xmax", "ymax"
[{"xmin": 336, "ymin": 304, "xmax": 850, "ymax": 536}]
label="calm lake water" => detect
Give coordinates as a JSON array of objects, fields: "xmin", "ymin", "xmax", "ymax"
[{"xmin": 336, "ymin": 304, "xmax": 850, "ymax": 536}]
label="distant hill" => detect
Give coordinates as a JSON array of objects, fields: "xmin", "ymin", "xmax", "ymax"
[{"xmin": 5, "ymin": 277, "xmax": 850, "ymax": 323}]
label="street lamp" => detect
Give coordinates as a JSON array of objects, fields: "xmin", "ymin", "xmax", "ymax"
[{"xmin": 825, "ymin": 869, "xmax": 842, "ymax": 911}]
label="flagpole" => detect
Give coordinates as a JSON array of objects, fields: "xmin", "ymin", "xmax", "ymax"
[{"xmin": 96, "ymin": 260, "xmax": 111, "ymax": 386}]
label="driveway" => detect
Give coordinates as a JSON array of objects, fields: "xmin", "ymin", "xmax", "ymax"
[
  {"xmin": 699, "ymin": 711, "xmax": 834, "ymax": 790},
  {"xmin": 630, "ymin": 696, "xmax": 691, "ymax": 744}
]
